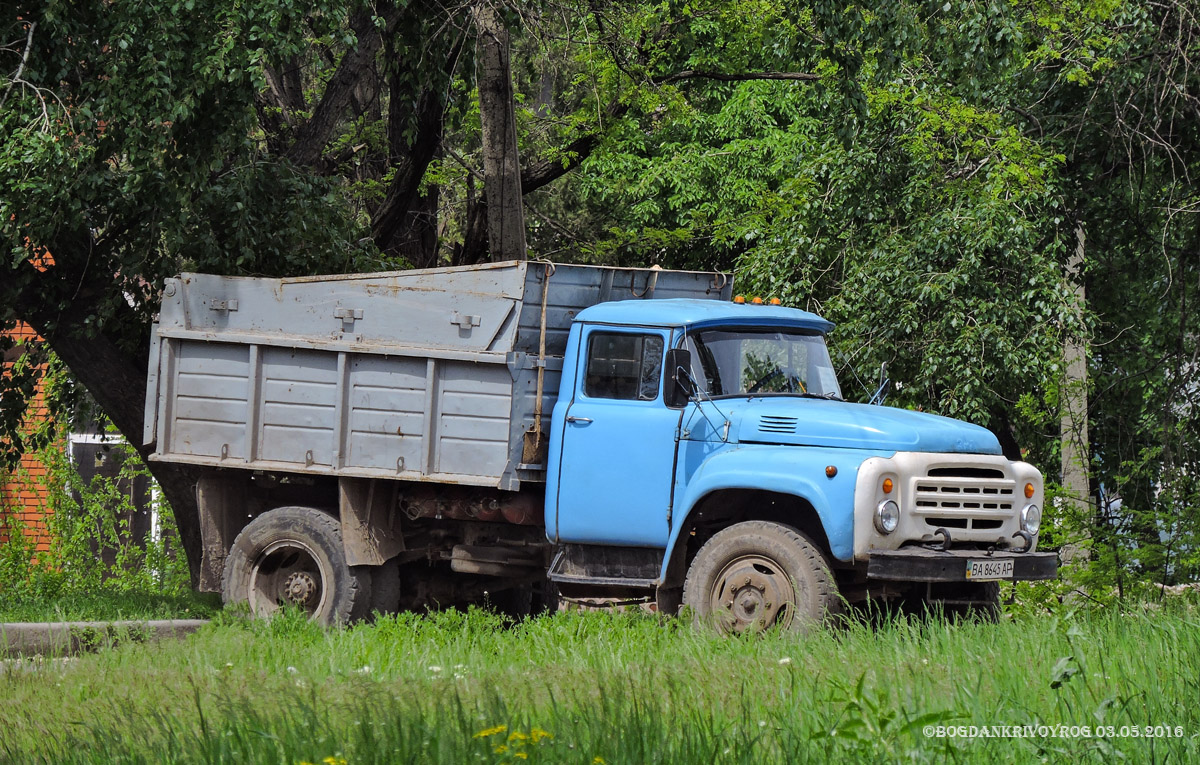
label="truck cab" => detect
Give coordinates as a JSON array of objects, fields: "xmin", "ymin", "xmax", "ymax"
[{"xmin": 546, "ymin": 298, "xmax": 1056, "ymax": 631}]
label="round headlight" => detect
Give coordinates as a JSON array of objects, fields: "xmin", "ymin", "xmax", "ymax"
[
  {"xmin": 1021, "ymin": 504, "xmax": 1042, "ymax": 535},
  {"xmin": 875, "ymin": 499, "xmax": 900, "ymax": 534}
]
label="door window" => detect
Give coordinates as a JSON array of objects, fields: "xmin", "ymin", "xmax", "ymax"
[{"xmin": 583, "ymin": 332, "xmax": 664, "ymax": 401}]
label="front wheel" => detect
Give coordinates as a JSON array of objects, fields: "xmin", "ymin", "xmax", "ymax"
[
  {"xmin": 683, "ymin": 521, "xmax": 840, "ymax": 634},
  {"xmin": 222, "ymin": 506, "xmax": 373, "ymax": 626}
]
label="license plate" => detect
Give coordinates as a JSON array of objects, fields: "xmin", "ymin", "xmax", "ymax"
[{"xmin": 966, "ymin": 558, "xmax": 1014, "ymax": 581}]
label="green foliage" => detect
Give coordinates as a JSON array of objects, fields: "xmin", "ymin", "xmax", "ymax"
[
  {"xmin": 1, "ymin": 346, "xmax": 96, "ymax": 471},
  {"xmin": 0, "ymin": 439, "xmax": 192, "ymax": 607},
  {"xmin": 575, "ymin": 50, "xmax": 1072, "ymax": 429},
  {"xmin": 0, "ymin": 0, "xmax": 377, "ymax": 328}
]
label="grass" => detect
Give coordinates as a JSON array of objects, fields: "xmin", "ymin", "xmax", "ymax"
[
  {"xmin": 1, "ymin": 603, "xmax": 1198, "ymax": 763},
  {"xmin": 0, "ymin": 590, "xmax": 223, "ymax": 623}
]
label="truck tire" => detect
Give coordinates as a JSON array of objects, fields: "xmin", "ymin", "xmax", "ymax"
[
  {"xmin": 683, "ymin": 521, "xmax": 840, "ymax": 634},
  {"xmin": 222, "ymin": 506, "xmax": 373, "ymax": 626}
]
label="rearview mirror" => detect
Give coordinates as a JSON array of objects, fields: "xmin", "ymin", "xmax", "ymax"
[{"xmin": 664, "ymin": 348, "xmax": 694, "ymax": 408}]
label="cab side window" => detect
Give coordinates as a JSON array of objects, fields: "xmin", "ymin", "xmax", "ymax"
[{"xmin": 584, "ymin": 332, "xmax": 664, "ymax": 400}]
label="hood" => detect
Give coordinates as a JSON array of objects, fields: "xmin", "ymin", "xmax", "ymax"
[{"xmin": 711, "ymin": 397, "xmax": 1002, "ymax": 455}]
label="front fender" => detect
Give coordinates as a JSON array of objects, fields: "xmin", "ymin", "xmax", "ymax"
[{"xmin": 661, "ymin": 445, "xmax": 894, "ymax": 578}]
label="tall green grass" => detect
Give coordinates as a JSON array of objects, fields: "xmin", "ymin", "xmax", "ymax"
[
  {"xmin": 2, "ymin": 604, "xmax": 1197, "ymax": 763},
  {"xmin": 0, "ymin": 590, "xmax": 222, "ymax": 622}
]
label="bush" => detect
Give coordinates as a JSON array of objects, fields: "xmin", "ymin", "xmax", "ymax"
[{"xmin": 0, "ymin": 438, "xmax": 191, "ymax": 605}]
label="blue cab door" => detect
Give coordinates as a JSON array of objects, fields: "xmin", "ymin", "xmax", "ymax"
[{"xmin": 553, "ymin": 325, "xmax": 679, "ymax": 547}]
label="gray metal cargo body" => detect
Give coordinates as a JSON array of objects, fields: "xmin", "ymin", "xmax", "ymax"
[{"xmin": 144, "ymin": 261, "xmax": 731, "ymax": 491}]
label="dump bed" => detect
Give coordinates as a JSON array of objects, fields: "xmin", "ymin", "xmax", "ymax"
[{"xmin": 144, "ymin": 261, "xmax": 732, "ymax": 490}]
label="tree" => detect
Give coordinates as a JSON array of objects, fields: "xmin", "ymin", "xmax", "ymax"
[
  {"xmin": 1, "ymin": 0, "xmax": 381, "ymax": 581},
  {"xmin": 0, "ymin": 0, "xmax": 844, "ymax": 583},
  {"xmin": 568, "ymin": 4, "xmax": 1072, "ymax": 455}
]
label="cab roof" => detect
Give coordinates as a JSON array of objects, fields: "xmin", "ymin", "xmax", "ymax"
[{"xmin": 574, "ymin": 298, "xmax": 834, "ymax": 333}]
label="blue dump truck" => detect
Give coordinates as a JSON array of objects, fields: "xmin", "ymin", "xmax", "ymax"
[{"xmin": 144, "ymin": 261, "xmax": 1056, "ymax": 630}]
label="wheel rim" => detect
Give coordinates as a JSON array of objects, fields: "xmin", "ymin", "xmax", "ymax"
[
  {"xmin": 247, "ymin": 539, "xmax": 330, "ymax": 619},
  {"xmin": 708, "ymin": 554, "xmax": 796, "ymax": 633}
]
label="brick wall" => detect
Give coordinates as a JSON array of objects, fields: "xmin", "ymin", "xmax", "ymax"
[{"xmin": 0, "ymin": 321, "xmax": 54, "ymax": 553}]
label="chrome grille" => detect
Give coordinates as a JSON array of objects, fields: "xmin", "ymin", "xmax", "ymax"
[{"xmin": 914, "ymin": 466, "xmax": 1015, "ymax": 532}]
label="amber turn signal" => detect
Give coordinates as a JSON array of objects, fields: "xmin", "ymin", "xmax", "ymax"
[
  {"xmin": 1025, "ymin": 482, "xmax": 1035, "ymax": 499},
  {"xmin": 882, "ymin": 478, "xmax": 893, "ymax": 494}
]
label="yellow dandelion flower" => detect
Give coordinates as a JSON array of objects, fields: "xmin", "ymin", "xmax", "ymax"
[
  {"xmin": 507, "ymin": 730, "xmax": 529, "ymax": 742},
  {"xmin": 514, "ymin": 753, "xmax": 529, "ymax": 761},
  {"xmin": 474, "ymin": 724, "xmax": 508, "ymax": 738},
  {"xmin": 493, "ymin": 744, "xmax": 509, "ymax": 754},
  {"xmin": 530, "ymin": 727, "xmax": 553, "ymax": 743},
  {"xmin": 322, "ymin": 758, "xmax": 347, "ymax": 765},
  {"xmin": 593, "ymin": 758, "xmax": 606, "ymax": 764}
]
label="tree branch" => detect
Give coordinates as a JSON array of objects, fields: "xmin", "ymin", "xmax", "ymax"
[
  {"xmin": 655, "ymin": 69, "xmax": 821, "ymax": 85},
  {"xmin": 521, "ymin": 100, "xmax": 628, "ymax": 193},
  {"xmin": 520, "ymin": 69, "xmax": 819, "ymax": 194},
  {"xmin": 371, "ymin": 32, "xmax": 465, "ymax": 255},
  {"xmin": 286, "ymin": 7, "xmax": 402, "ymax": 169},
  {"xmin": 0, "ymin": 20, "xmax": 36, "ymax": 112}
]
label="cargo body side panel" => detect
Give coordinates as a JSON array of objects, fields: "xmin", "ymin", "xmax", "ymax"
[
  {"xmin": 344, "ymin": 355, "xmax": 426, "ymax": 472},
  {"xmin": 155, "ymin": 341, "xmax": 515, "ymax": 487},
  {"xmin": 168, "ymin": 342, "xmax": 250, "ymax": 461}
]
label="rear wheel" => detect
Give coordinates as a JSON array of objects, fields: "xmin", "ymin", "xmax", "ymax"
[
  {"xmin": 683, "ymin": 521, "xmax": 840, "ymax": 634},
  {"xmin": 222, "ymin": 506, "xmax": 373, "ymax": 626}
]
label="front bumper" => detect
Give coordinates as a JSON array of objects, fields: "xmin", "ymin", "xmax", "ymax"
[
  {"xmin": 867, "ymin": 548, "xmax": 1058, "ymax": 582},
  {"xmin": 854, "ymin": 452, "xmax": 1044, "ymax": 560}
]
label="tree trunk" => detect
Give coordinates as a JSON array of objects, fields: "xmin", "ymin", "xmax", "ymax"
[
  {"xmin": 455, "ymin": 176, "xmax": 489, "ymax": 266},
  {"xmin": 473, "ymin": 2, "xmax": 526, "ymax": 262},
  {"xmin": 372, "ymin": 89, "xmax": 451, "ymax": 259},
  {"xmin": 388, "ymin": 186, "xmax": 442, "ymax": 269},
  {"xmin": 370, "ymin": 34, "xmax": 463, "ymax": 264},
  {"xmin": 1060, "ymin": 223, "xmax": 1090, "ymax": 567}
]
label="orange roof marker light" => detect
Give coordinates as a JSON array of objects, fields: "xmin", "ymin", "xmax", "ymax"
[
  {"xmin": 733, "ymin": 295, "xmax": 746, "ymax": 304},
  {"xmin": 751, "ymin": 296, "xmax": 764, "ymax": 305},
  {"xmin": 769, "ymin": 297, "xmax": 782, "ymax": 306}
]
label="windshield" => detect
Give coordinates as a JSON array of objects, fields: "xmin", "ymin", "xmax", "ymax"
[{"xmin": 683, "ymin": 327, "xmax": 842, "ymax": 399}]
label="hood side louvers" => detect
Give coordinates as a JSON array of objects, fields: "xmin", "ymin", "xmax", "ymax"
[{"xmin": 758, "ymin": 415, "xmax": 798, "ymax": 434}]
